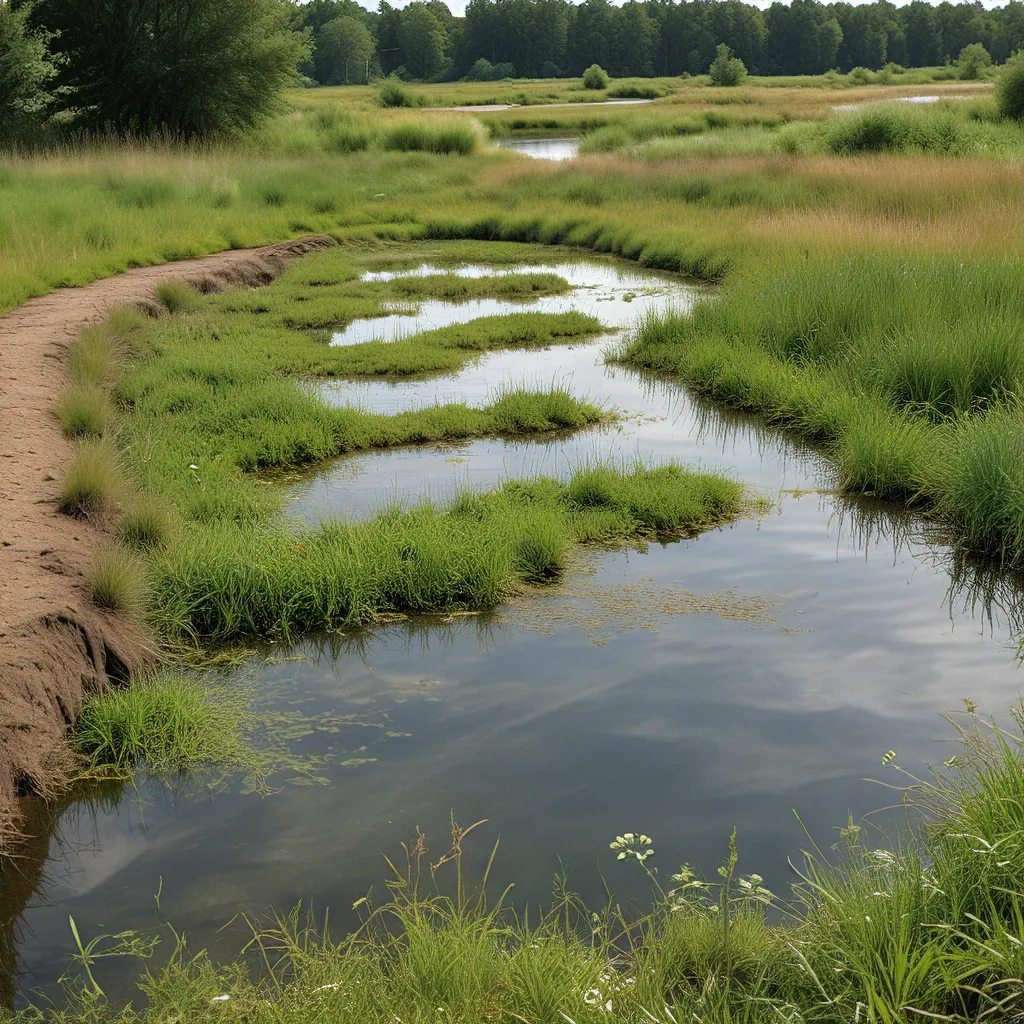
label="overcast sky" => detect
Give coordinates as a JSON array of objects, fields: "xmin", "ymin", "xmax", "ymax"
[{"xmin": 346, "ymin": 0, "xmax": 1010, "ymax": 16}]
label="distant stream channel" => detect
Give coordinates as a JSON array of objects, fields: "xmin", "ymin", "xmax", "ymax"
[{"xmin": 4, "ymin": 256, "xmax": 1024, "ymax": 1007}]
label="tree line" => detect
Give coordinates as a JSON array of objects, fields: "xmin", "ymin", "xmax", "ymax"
[
  {"xmin": 2, "ymin": 0, "xmax": 1023, "ymax": 146},
  {"xmin": 297, "ymin": 0, "xmax": 1024, "ymax": 83}
]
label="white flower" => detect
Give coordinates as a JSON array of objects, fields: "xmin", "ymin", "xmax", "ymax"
[
  {"xmin": 189, "ymin": 464, "xmax": 199, "ymax": 470},
  {"xmin": 211, "ymin": 994, "xmax": 230, "ymax": 1002}
]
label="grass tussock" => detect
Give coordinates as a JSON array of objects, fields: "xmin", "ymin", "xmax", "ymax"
[
  {"xmin": 57, "ymin": 385, "xmax": 111, "ymax": 438},
  {"xmin": 29, "ymin": 700, "xmax": 1024, "ymax": 1024},
  {"xmin": 621, "ymin": 255, "xmax": 1024, "ymax": 563},
  {"xmin": 88, "ymin": 545, "xmax": 150, "ymax": 619},
  {"xmin": 116, "ymin": 495, "xmax": 177, "ymax": 551},
  {"xmin": 153, "ymin": 461, "xmax": 743, "ymax": 644},
  {"xmin": 75, "ymin": 673, "xmax": 257, "ymax": 780},
  {"xmin": 58, "ymin": 440, "xmax": 125, "ymax": 520},
  {"xmin": 154, "ymin": 279, "xmax": 203, "ymax": 314}
]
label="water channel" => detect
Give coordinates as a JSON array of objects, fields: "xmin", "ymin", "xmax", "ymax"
[{"xmin": 4, "ymin": 255, "xmax": 1024, "ymax": 1007}]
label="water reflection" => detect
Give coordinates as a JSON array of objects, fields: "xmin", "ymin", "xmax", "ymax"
[{"xmin": 496, "ymin": 137, "xmax": 579, "ymax": 161}]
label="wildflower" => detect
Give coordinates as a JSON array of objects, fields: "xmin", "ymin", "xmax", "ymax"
[
  {"xmin": 189, "ymin": 464, "xmax": 199, "ymax": 470},
  {"xmin": 211, "ymin": 995, "xmax": 230, "ymax": 1002}
]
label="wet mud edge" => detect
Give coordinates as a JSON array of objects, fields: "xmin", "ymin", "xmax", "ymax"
[{"xmin": 0, "ymin": 234, "xmax": 337, "ymax": 847}]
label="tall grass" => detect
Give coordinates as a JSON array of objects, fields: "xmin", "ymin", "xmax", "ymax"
[
  {"xmin": 621, "ymin": 256, "xmax": 1024, "ymax": 562},
  {"xmin": 75, "ymin": 673, "xmax": 257, "ymax": 780},
  {"xmin": 25, "ymin": 699, "xmax": 1024, "ymax": 1023},
  {"xmin": 88, "ymin": 545, "xmax": 150, "ymax": 620},
  {"xmin": 153, "ymin": 461, "xmax": 743, "ymax": 643}
]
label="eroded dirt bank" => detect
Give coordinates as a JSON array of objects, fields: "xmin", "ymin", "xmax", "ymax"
[{"xmin": 0, "ymin": 236, "xmax": 336, "ymax": 842}]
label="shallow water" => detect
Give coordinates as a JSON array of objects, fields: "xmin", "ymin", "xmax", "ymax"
[
  {"xmin": 5, "ymin": 256, "xmax": 1024, "ymax": 1006},
  {"xmin": 832, "ymin": 93, "xmax": 974, "ymax": 112},
  {"xmin": 496, "ymin": 136, "xmax": 579, "ymax": 160}
]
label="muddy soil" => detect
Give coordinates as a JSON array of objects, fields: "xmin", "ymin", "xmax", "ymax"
[{"xmin": 0, "ymin": 236, "xmax": 335, "ymax": 843}]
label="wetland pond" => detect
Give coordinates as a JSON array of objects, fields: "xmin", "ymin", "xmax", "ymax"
[
  {"xmin": 496, "ymin": 136, "xmax": 579, "ymax": 160},
  {"xmin": 5, "ymin": 255, "xmax": 1024, "ymax": 1006}
]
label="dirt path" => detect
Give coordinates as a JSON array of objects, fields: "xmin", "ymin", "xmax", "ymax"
[{"xmin": 0, "ymin": 235, "xmax": 335, "ymax": 842}]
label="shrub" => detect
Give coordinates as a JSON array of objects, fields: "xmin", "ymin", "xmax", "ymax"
[
  {"xmin": 708, "ymin": 43, "xmax": 747, "ymax": 87},
  {"xmin": 466, "ymin": 57, "xmax": 496, "ymax": 82},
  {"xmin": 29, "ymin": 0, "xmax": 309, "ymax": 137},
  {"xmin": 582, "ymin": 64, "xmax": 609, "ymax": 90},
  {"xmin": 957, "ymin": 42, "xmax": 992, "ymax": 80},
  {"xmin": 607, "ymin": 82, "xmax": 667, "ymax": 99},
  {"xmin": 493, "ymin": 62, "xmax": 515, "ymax": 80},
  {"xmin": 996, "ymin": 49, "xmax": 1024, "ymax": 120},
  {"xmin": 0, "ymin": 2, "xmax": 53, "ymax": 146},
  {"xmin": 847, "ymin": 66, "xmax": 874, "ymax": 85},
  {"xmin": 88, "ymin": 545, "xmax": 150, "ymax": 618},
  {"xmin": 378, "ymin": 78, "xmax": 414, "ymax": 107}
]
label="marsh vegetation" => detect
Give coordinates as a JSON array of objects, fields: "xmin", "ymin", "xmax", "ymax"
[{"xmin": 5, "ymin": 6, "xmax": 1024, "ymax": 1019}]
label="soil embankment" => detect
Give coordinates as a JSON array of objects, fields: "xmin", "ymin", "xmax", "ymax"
[{"xmin": 0, "ymin": 236, "xmax": 335, "ymax": 842}]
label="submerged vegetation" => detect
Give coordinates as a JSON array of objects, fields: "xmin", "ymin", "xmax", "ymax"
[{"xmin": 13, "ymin": 700, "xmax": 1024, "ymax": 1024}]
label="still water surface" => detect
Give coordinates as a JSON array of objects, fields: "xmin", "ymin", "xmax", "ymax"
[
  {"xmin": 4, "ymin": 256, "xmax": 1023, "ymax": 1005},
  {"xmin": 497, "ymin": 137, "xmax": 579, "ymax": 160}
]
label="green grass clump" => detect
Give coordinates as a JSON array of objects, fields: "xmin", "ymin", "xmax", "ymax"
[
  {"xmin": 154, "ymin": 279, "xmax": 203, "ymax": 314},
  {"xmin": 57, "ymin": 386, "xmax": 111, "ymax": 438},
  {"xmin": 378, "ymin": 80, "xmax": 416, "ymax": 108},
  {"xmin": 88, "ymin": 545, "xmax": 150, "ymax": 619},
  {"xmin": 153, "ymin": 461, "xmax": 743, "ymax": 643},
  {"xmin": 382, "ymin": 121, "xmax": 478, "ymax": 156},
  {"xmin": 58, "ymin": 441, "xmax": 125, "ymax": 520},
  {"xmin": 825, "ymin": 104, "xmax": 978, "ymax": 154},
  {"xmin": 116, "ymin": 496, "xmax": 177, "ymax": 550},
  {"xmin": 75, "ymin": 674, "xmax": 255, "ymax": 779},
  {"xmin": 67, "ymin": 324, "xmax": 120, "ymax": 389}
]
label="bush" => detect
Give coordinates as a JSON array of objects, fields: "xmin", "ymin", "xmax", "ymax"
[
  {"xmin": 582, "ymin": 64, "xmax": 609, "ymax": 90},
  {"xmin": 29, "ymin": 0, "xmax": 309, "ymax": 137},
  {"xmin": 847, "ymin": 66, "xmax": 874, "ymax": 85},
  {"xmin": 466, "ymin": 57, "xmax": 496, "ymax": 82},
  {"xmin": 957, "ymin": 42, "xmax": 992, "ymax": 80},
  {"xmin": 378, "ymin": 78, "xmax": 414, "ymax": 107},
  {"xmin": 708, "ymin": 43, "xmax": 747, "ymax": 87},
  {"xmin": 996, "ymin": 50, "xmax": 1024, "ymax": 120},
  {"xmin": 0, "ymin": 2, "xmax": 53, "ymax": 146},
  {"xmin": 493, "ymin": 62, "xmax": 515, "ymax": 80}
]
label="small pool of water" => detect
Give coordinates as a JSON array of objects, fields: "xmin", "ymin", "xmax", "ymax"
[
  {"xmin": 329, "ymin": 261, "xmax": 677, "ymax": 346},
  {"xmin": 5, "ymin": 254, "xmax": 1024, "ymax": 1008},
  {"xmin": 496, "ymin": 137, "xmax": 579, "ymax": 160}
]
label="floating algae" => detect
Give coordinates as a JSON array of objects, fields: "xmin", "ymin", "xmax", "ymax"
[{"xmin": 506, "ymin": 556, "xmax": 780, "ymax": 645}]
